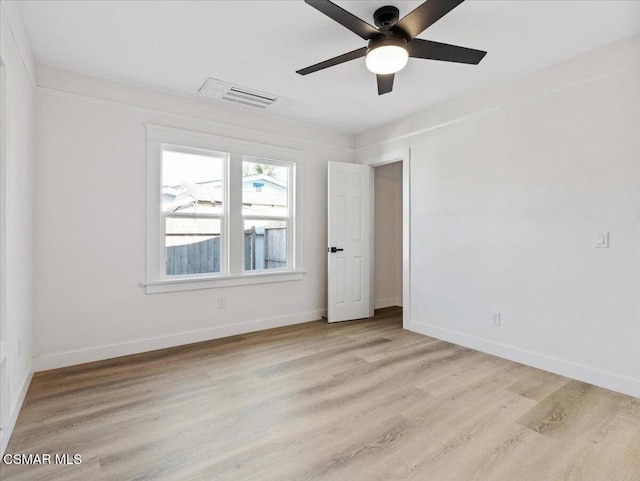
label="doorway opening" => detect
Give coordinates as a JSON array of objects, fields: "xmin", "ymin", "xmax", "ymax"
[{"xmin": 373, "ymin": 161, "xmax": 403, "ymax": 313}]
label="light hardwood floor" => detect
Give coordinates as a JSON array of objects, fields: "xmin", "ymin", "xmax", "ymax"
[{"xmin": 2, "ymin": 307, "xmax": 639, "ymax": 481}]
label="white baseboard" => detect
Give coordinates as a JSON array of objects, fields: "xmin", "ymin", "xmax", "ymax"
[
  {"xmin": 407, "ymin": 320, "xmax": 640, "ymax": 399},
  {"xmin": 0, "ymin": 364, "xmax": 33, "ymax": 456},
  {"xmin": 374, "ymin": 297, "xmax": 402, "ymax": 309},
  {"xmin": 34, "ymin": 309, "xmax": 326, "ymax": 372}
]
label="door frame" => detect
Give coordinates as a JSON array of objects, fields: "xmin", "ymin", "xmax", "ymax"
[{"xmin": 361, "ymin": 149, "xmax": 411, "ymax": 328}]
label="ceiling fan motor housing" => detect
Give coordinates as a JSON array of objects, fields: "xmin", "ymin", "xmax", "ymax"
[
  {"xmin": 373, "ymin": 6, "xmax": 400, "ymax": 28},
  {"xmin": 366, "ymin": 35, "xmax": 407, "ymax": 55}
]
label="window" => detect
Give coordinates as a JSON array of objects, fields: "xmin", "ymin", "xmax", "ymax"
[
  {"xmin": 242, "ymin": 159, "xmax": 291, "ymax": 272},
  {"xmin": 162, "ymin": 148, "xmax": 226, "ymax": 276},
  {"xmin": 145, "ymin": 125, "xmax": 303, "ymax": 293}
]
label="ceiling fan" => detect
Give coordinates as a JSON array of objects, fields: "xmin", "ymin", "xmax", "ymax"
[{"xmin": 296, "ymin": 0, "xmax": 487, "ymax": 95}]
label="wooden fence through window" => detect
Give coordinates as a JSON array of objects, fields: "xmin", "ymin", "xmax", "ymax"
[{"xmin": 165, "ymin": 227, "xmax": 286, "ymax": 275}]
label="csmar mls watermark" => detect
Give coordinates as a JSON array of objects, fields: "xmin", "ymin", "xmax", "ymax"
[{"xmin": 2, "ymin": 453, "xmax": 82, "ymax": 465}]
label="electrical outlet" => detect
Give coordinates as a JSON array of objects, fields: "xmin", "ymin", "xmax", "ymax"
[
  {"xmin": 217, "ymin": 298, "xmax": 225, "ymax": 309},
  {"xmin": 492, "ymin": 312, "xmax": 501, "ymax": 326}
]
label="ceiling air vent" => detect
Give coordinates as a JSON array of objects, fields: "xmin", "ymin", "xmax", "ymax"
[
  {"xmin": 198, "ymin": 78, "xmax": 294, "ymax": 113},
  {"xmin": 223, "ymin": 88, "xmax": 275, "ymax": 109}
]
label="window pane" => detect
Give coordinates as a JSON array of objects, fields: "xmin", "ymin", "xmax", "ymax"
[
  {"xmin": 244, "ymin": 220, "xmax": 287, "ymax": 271},
  {"xmin": 166, "ymin": 218, "xmax": 221, "ymax": 275},
  {"xmin": 162, "ymin": 150, "xmax": 225, "ymax": 214},
  {"xmin": 242, "ymin": 161, "xmax": 288, "ymax": 217}
]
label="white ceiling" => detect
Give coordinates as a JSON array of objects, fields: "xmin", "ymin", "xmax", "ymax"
[{"xmin": 17, "ymin": 0, "xmax": 640, "ymax": 134}]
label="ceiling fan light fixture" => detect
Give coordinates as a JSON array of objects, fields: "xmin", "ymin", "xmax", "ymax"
[
  {"xmin": 365, "ymin": 40, "xmax": 409, "ymax": 75},
  {"xmin": 297, "ymin": 0, "xmax": 487, "ymax": 95}
]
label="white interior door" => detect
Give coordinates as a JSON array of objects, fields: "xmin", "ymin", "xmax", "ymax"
[{"xmin": 327, "ymin": 161, "xmax": 372, "ymax": 323}]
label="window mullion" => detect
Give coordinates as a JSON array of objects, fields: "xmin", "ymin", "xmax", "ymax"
[
  {"xmin": 288, "ymin": 164, "xmax": 295, "ymax": 270},
  {"xmin": 242, "ymin": 216, "xmax": 289, "ymax": 222},
  {"xmin": 228, "ymin": 153, "xmax": 244, "ymax": 276},
  {"xmin": 163, "ymin": 213, "xmax": 223, "ymax": 220}
]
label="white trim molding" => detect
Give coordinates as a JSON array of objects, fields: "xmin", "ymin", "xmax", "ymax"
[
  {"xmin": 355, "ymin": 61, "xmax": 640, "ymax": 152},
  {"xmin": 143, "ymin": 271, "xmax": 305, "ymax": 294},
  {"xmin": 0, "ymin": 55, "xmax": 7, "ymax": 352},
  {"xmin": 34, "ymin": 309, "xmax": 325, "ymax": 372},
  {"xmin": 374, "ymin": 297, "xmax": 402, "ymax": 310},
  {"xmin": 0, "ymin": 365, "xmax": 33, "ymax": 456},
  {"xmin": 35, "ymin": 65, "xmax": 355, "ymax": 154},
  {"xmin": 407, "ymin": 320, "xmax": 640, "ymax": 399},
  {"xmin": 355, "ymin": 35, "xmax": 640, "ymax": 153},
  {"xmin": 0, "ymin": 1, "xmax": 36, "ymax": 88}
]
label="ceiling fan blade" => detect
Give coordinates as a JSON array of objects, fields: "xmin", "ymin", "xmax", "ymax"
[
  {"xmin": 296, "ymin": 47, "xmax": 367, "ymax": 75},
  {"xmin": 407, "ymin": 39, "xmax": 486, "ymax": 64},
  {"xmin": 394, "ymin": 0, "xmax": 465, "ymax": 40},
  {"xmin": 377, "ymin": 74, "xmax": 394, "ymax": 95},
  {"xmin": 305, "ymin": 0, "xmax": 379, "ymax": 40}
]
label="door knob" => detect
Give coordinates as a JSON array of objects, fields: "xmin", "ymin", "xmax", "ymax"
[{"xmin": 328, "ymin": 247, "xmax": 344, "ymax": 253}]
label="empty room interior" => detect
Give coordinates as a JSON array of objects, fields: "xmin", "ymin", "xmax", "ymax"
[{"xmin": 1, "ymin": 0, "xmax": 640, "ymax": 479}]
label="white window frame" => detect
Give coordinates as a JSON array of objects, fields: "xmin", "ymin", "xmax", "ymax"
[
  {"xmin": 144, "ymin": 124, "xmax": 304, "ymax": 294},
  {"xmin": 242, "ymin": 156, "xmax": 295, "ymax": 273},
  {"xmin": 161, "ymin": 144, "xmax": 229, "ymax": 279}
]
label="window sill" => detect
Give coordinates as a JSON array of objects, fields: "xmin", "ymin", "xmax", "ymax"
[{"xmin": 142, "ymin": 270, "xmax": 305, "ymax": 294}]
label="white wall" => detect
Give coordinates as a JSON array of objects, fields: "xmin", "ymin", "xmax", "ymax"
[
  {"xmin": 33, "ymin": 66, "xmax": 354, "ymax": 370},
  {"xmin": 0, "ymin": 0, "xmax": 36, "ymax": 454},
  {"xmin": 357, "ymin": 35, "xmax": 640, "ymax": 398},
  {"xmin": 374, "ymin": 161, "xmax": 402, "ymax": 309}
]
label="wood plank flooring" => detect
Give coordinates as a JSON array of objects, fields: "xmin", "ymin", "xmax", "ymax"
[{"xmin": 2, "ymin": 307, "xmax": 639, "ymax": 481}]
